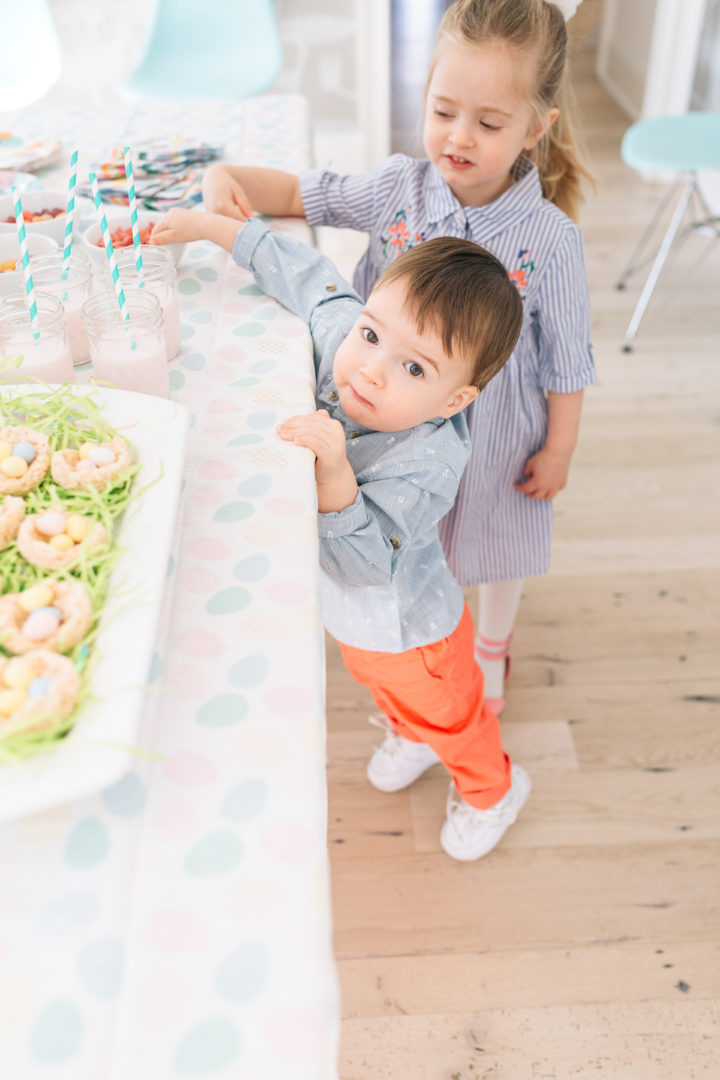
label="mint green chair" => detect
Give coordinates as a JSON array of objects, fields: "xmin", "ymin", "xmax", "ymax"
[
  {"xmin": 616, "ymin": 112, "xmax": 720, "ymax": 351},
  {"xmin": 117, "ymin": 0, "xmax": 283, "ymax": 102}
]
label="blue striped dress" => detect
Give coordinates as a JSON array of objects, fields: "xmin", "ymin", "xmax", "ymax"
[{"xmin": 300, "ymin": 154, "xmax": 595, "ymax": 583}]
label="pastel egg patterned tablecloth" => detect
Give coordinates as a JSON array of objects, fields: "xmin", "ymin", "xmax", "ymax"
[{"xmin": 0, "ymin": 100, "xmax": 339, "ymax": 1080}]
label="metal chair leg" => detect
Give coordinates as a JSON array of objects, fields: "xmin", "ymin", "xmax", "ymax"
[
  {"xmin": 615, "ymin": 179, "xmax": 683, "ymax": 290},
  {"xmin": 621, "ymin": 177, "xmax": 697, "ymax": 352}
]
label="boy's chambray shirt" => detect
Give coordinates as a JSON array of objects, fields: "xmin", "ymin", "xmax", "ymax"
[{"xmin": 233, "ymin": 218, "xmax": 471, "ymax": 653}]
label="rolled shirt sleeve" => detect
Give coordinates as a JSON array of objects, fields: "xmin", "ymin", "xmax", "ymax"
[
  {"xmin": 300, "ymin": 155, "xmax": 410, "ymax": 232},
  {"xmin": 533, "ymin": 228, "xmax": 596, "ymax": 393}
]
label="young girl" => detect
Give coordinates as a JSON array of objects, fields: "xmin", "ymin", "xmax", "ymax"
[{"xmin": 203, "ymin": 0, "xmax": 594, "ymax": 734}]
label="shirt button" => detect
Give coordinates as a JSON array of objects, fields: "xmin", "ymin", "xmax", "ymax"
[
  {"xmin": 389, "ymin": 536, "xmax": 402, "ymax": 549},
  {"xmin": 328, "ymin": 390, "xmax": 338, "ymax": 401},
  {"xmin": 325, "ymin": 283, "xmax": 337, "ymax": 292}
]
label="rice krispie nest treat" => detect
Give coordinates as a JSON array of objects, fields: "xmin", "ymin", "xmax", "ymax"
[
  {"xmin": 17, "ymin": 508, "xmax": 108, "ymax": 571},
  {"xmin": 51, "ymin": 435, "xmax": 133, "ymax": 492},
  {"xmin": 0, "ymin": 426, "xmax": 50, "ymax": 495},
  {"xmin": 0, "ymin": 579, "xmax": 93, "ymax": 655},
  {"xmin": 0, "ymin": 650, "xmax": 82, "ymax": 738}
]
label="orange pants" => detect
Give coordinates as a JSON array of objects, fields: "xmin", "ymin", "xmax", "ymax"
[{"xmin": 339, "ymin": 604, "xmax": 511, "ymax": 809}]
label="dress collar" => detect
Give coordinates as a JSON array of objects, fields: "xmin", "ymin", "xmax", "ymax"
[{"xmin": 424, "ymin": 156, "xmax": 543, "ymax": 238}]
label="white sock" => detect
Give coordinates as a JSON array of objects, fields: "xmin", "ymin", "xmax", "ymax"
[{"xmin": 475, "ymin": 579, "xmax": 524, "ymax": 699}]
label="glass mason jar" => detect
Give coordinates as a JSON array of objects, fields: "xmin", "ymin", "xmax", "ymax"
[
  {"xmin": 101, "ymin": 245, "xmax": 180, "ymax": 361},
  {"xmin": 81, "ymin": 289, "xmax": 169, "ymax": 398},
  {"xmin": 25, "ymin": 250, "xmax": 93, "ymax": 366},
  {"xmin": 0, "ymin": 292, "xmax": 74, "ymax": 385}
]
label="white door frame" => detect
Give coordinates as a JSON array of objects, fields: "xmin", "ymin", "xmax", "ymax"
[{"xmin": 355, "ymin": 0, "xmax": 391, "ymax": 168}]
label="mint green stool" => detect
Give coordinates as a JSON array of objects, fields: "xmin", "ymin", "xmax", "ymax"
[
  {"xmin": 117, "ymin": 0, "xmax": 283, "ymax": 102},
  {"xmin": 617, "ymin": 112, "xmax": 720, "ymax": 351}
]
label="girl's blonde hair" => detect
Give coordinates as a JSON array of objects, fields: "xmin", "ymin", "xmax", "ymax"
[{"xmin": 428, "ymin": 0, "xmax": 593, "ymax": 221}]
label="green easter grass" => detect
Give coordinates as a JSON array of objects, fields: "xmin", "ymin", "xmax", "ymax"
[{"xmin": 0, "ymin": 383, "xmax": 149, "ymax": 762}]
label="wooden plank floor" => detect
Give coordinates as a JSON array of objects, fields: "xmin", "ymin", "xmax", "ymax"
[{"xmin": 325, "ymin": 5, "xmax": 720, "ymax": 1077}]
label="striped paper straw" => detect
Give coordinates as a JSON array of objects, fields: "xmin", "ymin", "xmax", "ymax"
[
  {"xmin": 61, "ymin": 148, "xmax": 79, "ymax": 281},
  {"xmin": 123, "ymin": 146, "xmax": 144, "ymax": 286},
  {"xmin": 11, "ymin": 186, "xmax": 40, "ymax": 341},
  {"xmin": 89, "ymin": 171, "xmax": 134, "ymax": 342}
]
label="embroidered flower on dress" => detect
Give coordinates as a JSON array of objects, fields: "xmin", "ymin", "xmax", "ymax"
[
  {"xmin": 381, "ymin": 208, "xmax": 425, "ymax": 259},
  {"xmin": 509, "ymin": 247, "xmax": 535, "ymax": 299}
]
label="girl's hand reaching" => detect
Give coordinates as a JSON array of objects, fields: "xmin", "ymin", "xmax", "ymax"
[
  {"xmin": 514, "ymin": 446, "xmax": 571, "ymax": 500},
  {"xmin": 277, "ymin": 410, "xmax": 358, "ymax": 513},
  {"xmin": 202, "ymin": 163, "xmax": 255, "ymax": 220}
]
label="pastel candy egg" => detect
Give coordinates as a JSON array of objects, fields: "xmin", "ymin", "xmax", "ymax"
[
  {"xmin": 1, "ymin": 456, "xmax": 27, "ymax": 478},
  {"xmin": 79, "ymin": 443, "xmax": 96, "ymax": 460},
  {"xmin": 50, "ymin": 533, "xmax": 74, "ymax": 552},
  {"xmin": 35, "ymin": 511, "xmax": 67, "ymax": 536},
  {"xmin": 3, "ymin": 657, "xmax": 35, "ymax": 690},
  {"xmin": 89, "ymin": 446, "xmax": 114, "ymax": 467},
  {"xmin": 0, "ymin": 440, "xmax": 12, "ymax": 461},
  {"xmin": 18, "ymin": 583, "xmax": 54, "ymax": 613},
  {"xmin": 22, "ymin": 608, "xmax": 61, "ymax": 641},
  {"xmin": 12, "ymin": 441, "xmax": 36, "ymax": 463},
  {"xmin": 66, "ymin": 515, "xmax": 90, "ymax": 542},
  {"xmin": 0, "ymin": 688, "xmax": 25, "ymax": 718},
  {"xmin": 28, "ymin": 676, "xmax": 52, "ymax": 699},
  {"xmin": 34, "ymin": 605, "xmax": 62, "ymax": 620}
]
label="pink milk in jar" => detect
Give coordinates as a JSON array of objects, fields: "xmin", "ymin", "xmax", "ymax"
[
  {"xmin": 102, "ymin": 246, "xmax": 181, "ymax": 361},
  {"xmin": 0, "ymin": 292, "xmax": 74, "ymax": 384},
  {"xmin": 82, "ymin": 290, "xmax": 169, "ymax": 397},
  {"xmin": 28, "ymin": 251, "xmax": 93, "ymax": 365}
]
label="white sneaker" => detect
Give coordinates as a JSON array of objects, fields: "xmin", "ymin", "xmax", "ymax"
[
  {"xmin": 366, "ymin": 716, "xmax": 441, "ymax": 792},
  {"xmin": 440, "ymin": 764, "xmax": 531, "ymax": 861}
]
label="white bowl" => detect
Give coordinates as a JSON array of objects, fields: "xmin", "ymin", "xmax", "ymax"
[
  {"xmin": 0, "ymin": 233, "xmax": 60, "ymax": 295},
  {"xmin": 0, "ymin": 189, "xmax": 70, "ymax": 245},
  {"xmin": 81, "ymin": 210, "xmax": 185, "ymax": 274}
]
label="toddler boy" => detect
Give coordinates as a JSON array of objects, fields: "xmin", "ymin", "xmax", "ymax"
[{"xmin": 153, "ymin": 210, "xmax": 527, "ymax": 860}]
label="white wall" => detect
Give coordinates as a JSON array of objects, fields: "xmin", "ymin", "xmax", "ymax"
[
  {"xmin": 597, "ymin": 0, "xmax": 706, "ymax": 119},
  {"xmin": 596, "ymin": 0, "xmax": 657, "ymax": 118}
]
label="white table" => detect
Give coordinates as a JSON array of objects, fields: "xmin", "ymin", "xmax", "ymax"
[{"xmin": 0, "ymin": 97, "xmax": 339, "ymax": 1080}]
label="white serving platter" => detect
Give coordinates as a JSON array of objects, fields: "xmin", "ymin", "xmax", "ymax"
[{"xmin": 0, "ymin": 383, "xmax": 189, "ymax": 820}]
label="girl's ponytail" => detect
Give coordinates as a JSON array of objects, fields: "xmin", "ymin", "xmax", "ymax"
[{"xmin": 526, "ymin": 55, "xmax": 593, "ymax": 221}]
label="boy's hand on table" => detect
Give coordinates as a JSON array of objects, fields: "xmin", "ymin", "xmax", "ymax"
[
  {"xmin": 514, "ymin": 447, "xmax": 571, "ymax": 500},
  {"xmin": 277, "ymin": 410, "xmax": 358, "ymax": 512},
  {"xmin": 151, "ymin": 209, "xmax": 246, "ymax": 254},
  {"xmin": 151, "ymin": 208, "xmax": 208, "ymax": 245},
  {"xmin": 202, "ymin": 164, "xmax": 254, "ymax": 221}
]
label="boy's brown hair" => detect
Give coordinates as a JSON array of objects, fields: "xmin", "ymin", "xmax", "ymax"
[{"xmin": 376, "ymin": 236, "xmax": 523, "ymax": 390}]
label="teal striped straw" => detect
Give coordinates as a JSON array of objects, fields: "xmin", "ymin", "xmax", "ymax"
[
  {"xmin": 123, "ymin": 146, "xmax": 144, "ymax": 287},
  {"xmin": 89, "ymin": 171, "xmax": 135, "ymax": 346},
  {"xmin": 60, "ymin": 148, "xmax": 79, "ymax": 283},
  {"xmin": 11, "ymin": 186, "xmax": 40, "ymax": 341}
]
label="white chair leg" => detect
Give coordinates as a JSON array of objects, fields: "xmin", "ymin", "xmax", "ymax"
[
  {"xmin": 615, "ymin": 180, "xmax": 682, "ymax": 290},
  {"xmin": 622, "ymin": 177, "xmax": 696, "ymax": 352}
]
